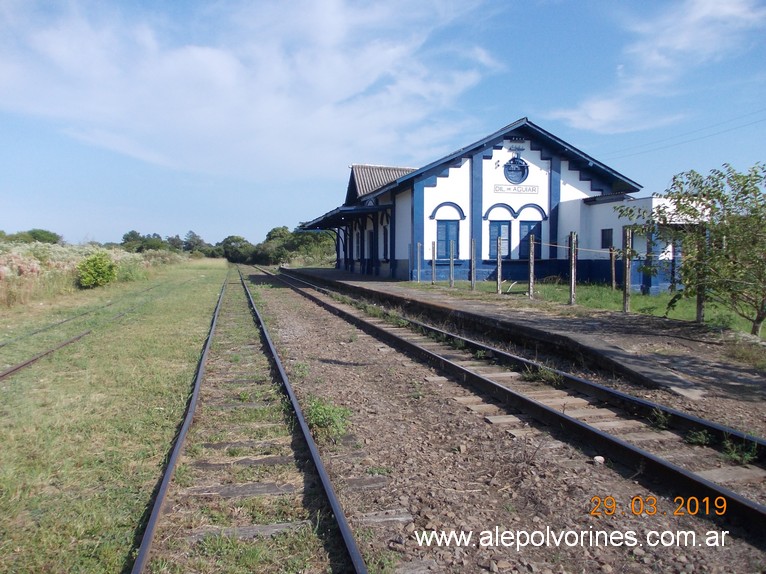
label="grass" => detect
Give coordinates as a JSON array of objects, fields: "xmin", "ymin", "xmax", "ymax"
[
  {"xmin": 520, "ymin": 364, "xmax": 564, "ymax": 387},
  {"xmin": 722, "ymin": 436, "xmax": 759, "ymax": 465},
  {"xmin": 684, "ymin": 429, "xmax": 713, "ymax": 446},
  {"xmin": 0, "ymin": 258, "xmax": 229, "ymax": 572},
  {"xmin": 302, "ymin": 395, "xmax": 352, "ymax": 443},
  {"xmin": 648, "ymin": 407, "xmax": 672, "ymax": 430},
  {"xmin": 414, "ymin": 280, "xmax": 765, "ymax": 340}
]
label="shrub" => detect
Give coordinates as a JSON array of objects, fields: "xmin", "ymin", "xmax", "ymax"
[
  {"xmin": 77, "ymin": 252, "xmax": 117, "ymax": 289},
  {"xmin": 303, "ymin": 395, "xmax": 352, "ymax": 443},
  {"xmin": 116, "ymin": 259, "xmax": 148, "ymax": 283}
]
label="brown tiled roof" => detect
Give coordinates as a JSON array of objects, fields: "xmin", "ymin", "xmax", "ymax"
[{"xmin": 345, "ymin": 164, "xmax": 416, "ymax": 204}]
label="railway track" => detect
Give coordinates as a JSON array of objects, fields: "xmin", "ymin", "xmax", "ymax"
[
  {"xmin": 267, "ymin": 267, "xmax": 766, "ymax": 542},
  {"xmin": 0, "ymin": 281, "xmax": 170, "ymax": 382},
  {"xmin": 132, "ymin": 271, "xmax": 365, "ymax": 573}
]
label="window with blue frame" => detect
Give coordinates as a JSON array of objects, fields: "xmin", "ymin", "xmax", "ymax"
[
  {"xmin": 436, "ymin": 220, "xmax": 459, "ymax": 259},
  {"xmin": 601, "ymin": 228, "xmax": 613, "ymax": 249},
  {"xmin": 519, "ymin": 221, "xmax": 542, "ymax": 259},
  {"xmin": 489, "ymin": 221, "xmax": 511, "ymax": 259}
]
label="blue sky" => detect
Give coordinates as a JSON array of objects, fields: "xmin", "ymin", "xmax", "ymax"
[{"xmin": 1, "ymin": 0, "xmax": 765, "ymax": 245}]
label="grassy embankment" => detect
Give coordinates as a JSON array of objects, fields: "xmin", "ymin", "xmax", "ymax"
[
  {"xmin": 412, "ymin": 279, "xmax": 765, "ymax": 368},
  {"xmin": 0, "ymin": 258, "xmax": 229, "ymax": 572}
]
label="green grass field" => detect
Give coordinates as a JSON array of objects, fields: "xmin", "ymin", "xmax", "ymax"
[{"xmin": 0, "ymin": 259, "xmax": 228, "ymax": 572}]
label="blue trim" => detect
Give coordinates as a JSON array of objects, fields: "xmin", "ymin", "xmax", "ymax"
[
  {"xmin": 471, "ymin": 152, "xmax": 483, "ymax": 275},
  {"xmin": 429, "ymin": 201, "xmax": 467, "ymax": 220},
  {"xmin": 482, "ymin": 203, "xmax": 514, "ymax": 220},
  {"xmin": 389, "ymin": 118, "xmax": 641, "ymax": 195},
  {"xmin": 412, "ymin": 179, "xmax": 426, "ymax": 279},
  {"xmin": 390, "ymin": 194, "xmax": 397, "ymax": 278},
  {"xmin": 549, "ymin": 155, "xmax": 560, "ymax": 259},
  {"xmin": 482, "ymin": 203, "xmax": 548, "ymax": 221}
]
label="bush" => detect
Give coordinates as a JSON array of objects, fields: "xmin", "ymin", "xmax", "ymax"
[
  {"xmin": 116, "ymin": 259, "xmax": 148, "ymax": 282},
  {"xmin": 77, "ymin": 252, "xmax": 117, "ymax": 288}
]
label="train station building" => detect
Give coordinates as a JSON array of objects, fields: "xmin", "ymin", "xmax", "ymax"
[{"xmin": 300, "ymin": 118, "xmax": 673, "ymax": 292}]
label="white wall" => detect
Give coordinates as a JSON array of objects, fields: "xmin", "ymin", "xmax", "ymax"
[
  {"xmin": 423, "ymin": 159, "xmax": 471, "ymax": 259},
  {"xmin": 481, "ymin": 141, "xmax": 549, "ymax": 259},
  {"xmin": 394, "ymin": 188, "xmax": 412, "ymax": 260}
]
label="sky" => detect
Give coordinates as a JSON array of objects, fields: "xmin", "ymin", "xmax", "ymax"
[{"xmin": 1, "ymin": 0, "xmax": 765, "ymax": 246}]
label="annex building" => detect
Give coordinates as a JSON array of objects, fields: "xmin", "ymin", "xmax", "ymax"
[{"xmin": 300, "ymin": 118, "xmax": 672, "ymax": 292}]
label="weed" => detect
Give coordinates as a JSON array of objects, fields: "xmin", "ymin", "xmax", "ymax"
[
  {"xmin": 185, "ymin": 443, "xmax": 202, "ymax": 457},
  {"xmin": 520, "ymin": 365, "xmax": 564, "ymax": 387},
  {"xmin": 366, "ymin": 466, "xmax": 392, "ymax": 476},
  {"xmin": 173, "ymin": 464, "xmax": 193, "ymax": 488},
  {"xmin": 291, "ymin": 362, "xmax": 310, "ymax": 379},
  {"xmin": 648, "ymin": 407, "xmax": 671, "ymax": 430},
  {"xmin": 303, "ymin": 395, "xmax": 352, "ymax": 443},
  {"xmin": 474, "ymin": 349, "xmax": 487, "ymax": 360},
  {"xmin": 684, "ymin": 429, "xmax": 712, "ymax": 446},
  {"xmin": 409, "ymin": 381, "xmax": 424, "ymax": 400},
  {"xmin": 390, "ymin": 316, "xmax": 410, "ymax": 328},
  {"xmin": 722, "ymin": 436, "xmax": 759, "ymax": 465}
]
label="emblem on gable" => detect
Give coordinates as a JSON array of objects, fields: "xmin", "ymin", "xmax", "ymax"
[{"xmin": 504, "ymin": 154, "xmax": 529, "ymax": 185}]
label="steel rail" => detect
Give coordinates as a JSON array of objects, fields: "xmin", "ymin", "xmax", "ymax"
[
  {"xmin": 0, "ymin": 330, "xmax": 91, "ymax": 381},
  {"xmin": 0, "ymin": 307, "xmax": 138, "ymax": 383},
  {"xmin": 277, "ymin": 268, "xmax": 766, "ymax": 461},
  {"xmin": 131, "ymin": 276, "xmax": 228, "ymax": 573},
  {"xmin": 265, "ymin": 268, "xmax": 766, "ymax": 542},
  {"xmin": 238, "ymin": 268, "xmax": 368, "ymax": 574},
  {"xmin": 0, "ymin": 280, "xmax": 169, "ymax": 349}
]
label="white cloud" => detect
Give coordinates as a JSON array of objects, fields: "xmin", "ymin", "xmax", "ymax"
[
  {"xmin": 0, "ymin": 0, "xmax": 494, "ymax": 181},
  {"xmin": 547, "ymin": 0, "xmax": 766, "ymax": 133}
]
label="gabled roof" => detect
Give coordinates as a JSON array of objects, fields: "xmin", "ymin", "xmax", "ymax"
[
  {"xmin": 344, "ymin": 164, "xmax": 416, "ymax": 205},
  {"xmin": 394, "ymin": 117, "xmax": 641, "ymax": 195}
]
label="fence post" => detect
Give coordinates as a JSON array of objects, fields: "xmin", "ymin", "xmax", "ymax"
[
  {"xmin": 431, "ymin": 241, "xmax": 436, "ymax": 285},
  {"xmin": 416, "ymin": 242, "xmax": 421, "ymax": 284},
  {"xmin": 496, "ymin": 236, "xmax": 502, "ymax": 295},
  {"xmin": 528, "ymin": 234, "xmax": 535, "ymax": 299},
  {"xmin": 568, "ymin": 231, "xmax": 577, "ymax": 305},
  {"xmin": 610, "ymin": 247, "xmax": 616, "ymax": 290},
  {"xmin": 449, "ymin": 240, "xmax": 455, "ymax": 288},
  {"xmin": 622, "ymin": 227, "xmax": 631, "ymax": 312},
  {"xmin": 470, "ymin": 239, "xmax": 476, "ymax": 291}
]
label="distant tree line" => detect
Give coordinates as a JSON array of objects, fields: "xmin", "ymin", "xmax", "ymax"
[
  {"xmin": 217, "ymin": 226, "xmax": 336, "ymax": 266},
  {"xmin": 1, "ymin": 226, "xmax": 335, "ymax": 267},
  {"xmin": 0, "ymin": 229, "xmax": 63, "ymax": 244}
]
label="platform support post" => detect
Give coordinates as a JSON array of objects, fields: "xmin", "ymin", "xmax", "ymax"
[
  {"xmin": 416, "ymin": 242, "xmax": 421, "ymax": 284},
  {"xmin": 431, "ymin": 241, "xmax": 436, "ymax": 285},
  {"xmin": 568, "ymin": 232, "xmax": 577, "ymax": 305},
  {"xmin": 622, "ymin": 227, "xmax": 632, "ymax": 312},
  {"xmin": 449, "ymin": 241, "xmax": 455, "ymax": 288},
  {"xmin": 528, "ymin": 234, "xmax": 535, "ymax": 299}
]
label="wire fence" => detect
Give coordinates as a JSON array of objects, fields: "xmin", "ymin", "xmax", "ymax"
[{"xmin": 414, "ymin": 229, "xmax": 674, "ymax": 312}]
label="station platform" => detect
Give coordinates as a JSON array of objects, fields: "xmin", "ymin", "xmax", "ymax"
[{"xmin": 282, "ymin": 267, "xmax": 765, "ymax": 401}]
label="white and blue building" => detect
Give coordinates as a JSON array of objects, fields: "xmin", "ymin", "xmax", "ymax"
[{"xmin": 300, "ymin": 118, "xmax": 676, "ymax": 293}]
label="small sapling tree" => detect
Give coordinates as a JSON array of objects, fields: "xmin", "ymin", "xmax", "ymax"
[{"xmin": 618, "ymin": 163, "xmax": 766, "ymax": 336}]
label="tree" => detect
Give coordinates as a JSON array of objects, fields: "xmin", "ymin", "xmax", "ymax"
[
  {"xmin": 619, "ymin": 163, "xmax": 766, "ymax": 336},
  {"xmin": 182, "ymin": 230, "xmax": 205, "ymax": 252},
  {"xmin": 220, "ymin": 235, "xmax": 255, "ymax": 263},
  {"xmin": 166, "ymin": 234, "xmax": 183, "ymax": 250},
  {"xmin": 27, "ymin": 229, "xmax": 62, "ymax": 244}
]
